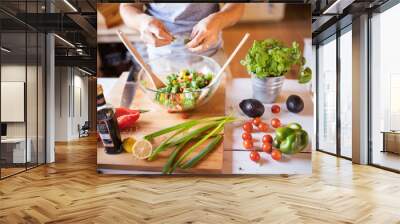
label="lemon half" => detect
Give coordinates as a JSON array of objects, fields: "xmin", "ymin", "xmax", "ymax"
[
  {"xmin": 132, "ymin": 139, "xmax": 153, "ymax": 159},
  {"xmin": 122, "ymin": 137, "xmax": 136, "ymax": 153}
]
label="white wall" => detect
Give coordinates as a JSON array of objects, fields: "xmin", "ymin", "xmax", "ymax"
[
  {"xmin": 1, "ymin": 65, "xmax": 35, "ymax": 138},
  {"xmin": 1, "ymin": 64, "xmax": 46, "ymax": 164},
  {"xmin": 54, "ymin": 67, "xmax": 69, "ymax": 141},
  {"xmin": 72, "ymin": 73, "xmax": 89, "ymax": 138},
  {"xmin": 54, "ymin": 67, "xmax": 89, "ymax": 141}
]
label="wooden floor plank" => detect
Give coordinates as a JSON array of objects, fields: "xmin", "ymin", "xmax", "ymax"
[{"xmin": 0, "ymin": 136, "xmax": 400, "ymax": 223}]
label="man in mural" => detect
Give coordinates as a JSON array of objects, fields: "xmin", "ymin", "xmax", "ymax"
[{"xmin": 119, "ymin": 3, "xmax": 244, "ymax": 61}]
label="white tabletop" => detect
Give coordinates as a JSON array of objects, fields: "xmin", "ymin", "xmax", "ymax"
[{"xmin": 223, "ymin": 78, "xmax": 313, "ymax": 174}]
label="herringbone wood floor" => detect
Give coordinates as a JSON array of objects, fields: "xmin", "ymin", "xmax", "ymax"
[{"xmin": 0, "ymin": 136, "xmax": 399, "ymax": 224}]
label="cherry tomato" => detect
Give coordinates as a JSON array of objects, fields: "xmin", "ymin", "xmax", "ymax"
[
  {"xmin": 250, "ymin": 151, "xmax": 260, "ymax": 162},
  {"xmin": 262, "ymin": 134, "xmax": 273, "ymax": 144},
  {"xmin": 258, "ymin": 122, "xmax": 269, "ymax": 132},
  {"xmin": 271, "ymin": 149, "xmax": 282, "ymax": 161},
  {"xmin": 243, "ymin": 140, "xmax": 253, "ymax": 149},
  {"xmin": 262, "ymin": 143, "xmax": 272, "ymax": 154},
  {"xmin": 252, "ymin": 117, "xmax": 262, "ymax": 127},
  {"xmin": 242, "ymin": 122, "xmax": 253, "ymax": 132},
  {"xmin": 242, "ymin": 132, "xmax": 252, "ymax": 141},
  {"xmin": 271, "ymin": 118, "xmax": 281, "ymax": 128},
  {"xmin": 271, "ymin": 105, "xmax": 281, "ymax": 114}
]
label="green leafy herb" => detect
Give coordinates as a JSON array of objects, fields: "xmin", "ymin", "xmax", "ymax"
[{"xmin": 240, "ymin": 39, "xmax": 312, "ymax": 83}]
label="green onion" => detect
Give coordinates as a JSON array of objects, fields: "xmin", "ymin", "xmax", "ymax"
[
  {"xmin": 162, "ymin": 123, "xmax": 221, "ymax": 174},
  {"xmin": 171, "ymin": 119, "xmax": 228, "ymax": 173},
  {"xmin": 148, "ymin": 120, "xmax": 226, "ymax": 161},
  {"xmin": 165, "ymin": 122, "xmax": 219, "ymax": 147},
  {"xmin": 144, "ymin": 119, "xmax": 199, "ymax": 141},
  {"xmin": 148, "ymin": 127, "xmax": 189, "ymax": 161},
  {"xmin": 143, "ymin": 116, "xmax": 233, "ymax": 141},
  {"xmin": 141, "ymin": 116, "xmax": 236, "ymax": 174},
  {"xmin": 162, "ymin": 139, "xmax": 190, "ymax": 174},
  {"xmin": 180, "ymin": 135, "xmax": 222, "ymax": 169}
]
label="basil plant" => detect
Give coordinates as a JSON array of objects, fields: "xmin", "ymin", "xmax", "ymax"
[{"xmin": 241, "ymin": 39, "xmax": 312, "ymax": 84}]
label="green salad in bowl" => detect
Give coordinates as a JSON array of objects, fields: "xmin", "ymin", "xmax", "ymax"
[
  {"xmin": 138, "ymin": 54, "xmax": 222, "ymax": 112},
  {"xmin": 155, "ymin": 70, "xmax": 213, "ymax": 111}
]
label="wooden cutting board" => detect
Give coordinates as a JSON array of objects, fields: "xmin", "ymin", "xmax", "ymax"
[{"xmin": 97, "ymin": 72, "xmax": 225, "ymax": 173}]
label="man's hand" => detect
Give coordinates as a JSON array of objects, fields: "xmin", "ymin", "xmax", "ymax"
[
  {"xmin": 186, "ymin": 3, "xmax": 244, "ymax": 53},
  {"xmin": 138, "ymin": 15, "xmax": 174, "ymax": 47},
  {"xmin": 186, "ymin": 14, "xmax": 221, "ymax": 53},
  {"xmin": 120, "ymin": 3, "xmax": 174, "ymax": 47}
]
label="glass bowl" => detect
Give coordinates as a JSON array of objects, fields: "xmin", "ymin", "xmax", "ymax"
[{"xmin": 138, "ymin": 54, "xmax": 222, "ymax": 112}]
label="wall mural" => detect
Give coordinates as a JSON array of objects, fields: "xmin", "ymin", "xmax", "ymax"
[{"xmin": 96, "ymin": 3, "xmax": 314, "ymax": 175}]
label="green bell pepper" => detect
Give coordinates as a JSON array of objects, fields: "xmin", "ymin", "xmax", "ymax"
[
  {"xmin": 287, "ymin": 122, "xmax": 302, "ymax": 130},
  {"xmin": 274, "ymin": 123, "xmax": 308, "ymax": 154}
]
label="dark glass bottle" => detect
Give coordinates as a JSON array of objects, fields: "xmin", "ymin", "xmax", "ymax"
[{"xmin": 97, "ymin": 84, "xmax": 123, "ymax": 154}]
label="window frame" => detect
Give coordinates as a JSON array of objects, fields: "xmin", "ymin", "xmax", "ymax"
[
  {"xmin": 315, "ymin": 23, "xmax": 353, "ymax": 161},
  {"xmin": 367, "ymin": 0, "xmax": 400, "ymax": 173},
  {"xmin": 0, "ymin": 0, "xmax": 48, "ymax": 180}
]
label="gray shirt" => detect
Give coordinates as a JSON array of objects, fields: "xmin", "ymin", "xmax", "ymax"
[{"xmin": 145, "ymin": 3, "xmax": 223, "ymax": 58}]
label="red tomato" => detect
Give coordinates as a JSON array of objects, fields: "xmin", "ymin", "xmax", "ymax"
[
  {"xmin": 271, "ymin": 105, "xmax": 281, "ymax": 114},
  {"xmin": 262, "ymin": 134, "xmax": 273, "ymax": 144},
  {"xmin": 258, "ymin": 122, "xmax": 269, "ymax": 132},
  {"xmin": 252, "ymin": 117, "xmax": 262, "ymax": 127},
  {"xmin": 243, "ymin": 140, "xmax": 253, "ymax": 149},
  {"xmin": 250, "ymin": 151, "xmax": 260, "ymax": 162},
  {"xmin": 271, "ymin": 118, "xmax": 281, "ymax": 128},
  {"xmin": 242, "ymin": 122, "xmax": 253, "ymax": 132},
  {"xmin": 242, "ymin": 132, "xmax": 252, "ymax": 141},
  {"xmin": 271, "ymin": 149, "xmax": 282, "ymax": 161},
  {"xmin": 262, "ymin": 143, "xmax": 272, "ymax": 154}
]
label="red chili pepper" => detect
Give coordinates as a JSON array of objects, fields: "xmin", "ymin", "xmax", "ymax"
[
  {"xmin": 115, "ymin": 107, "xmax": 134, "ymax": 118},
  {"xmin": 117, "ymin": 113, "xmax": 139, "ymax": 130},
  {"xmin": 115, "ymin": 107, "xmax": 147, "ymax": 130},
  {"xmin": 115, "ymin": 107, "xmax": 148, "ymax": 118}
]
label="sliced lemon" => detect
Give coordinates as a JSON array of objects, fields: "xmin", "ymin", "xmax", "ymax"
[
  {"xmin": 122, "ymin": 137, "xmax": 136, "ymax": 153},
  {"xmin": 132, "ymin": 139, "xmax": 153, "ymax": 159}
]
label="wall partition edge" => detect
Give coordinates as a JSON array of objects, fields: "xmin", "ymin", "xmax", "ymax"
[
  {"xmin": 0, "ymin": 23, "xmax": 2, "ymax": 179},
  {"xmin": 336, "ymin": 27, "xmax": 342, "ymax": 158},
  {"xmin": 25, "ymin": 5, "xmax": 28, "ymax": 172},
  {"xmin": 351, "ymin": 14, "xmax": 369, "ymax": 164},
  {"xmin": 46, "ymin": 33, "xmax": 55, "ymax": 164},
  {"xmin": 315, "ymin": 44, "xmax": 319, "ymax": 152},
  {"xmin": 44, "ymin": 0, "xmax": 55, "ymax": 164}
]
